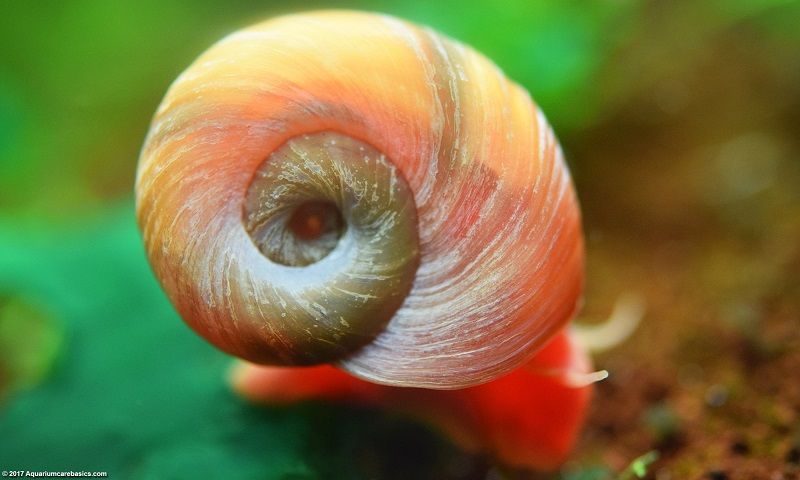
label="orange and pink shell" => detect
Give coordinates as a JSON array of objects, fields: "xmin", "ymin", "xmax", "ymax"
[{"xmin": 135, "ymin": 11, "xmax": 589, "ymax": 470}]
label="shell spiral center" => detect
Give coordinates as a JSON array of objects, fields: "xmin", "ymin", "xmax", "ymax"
[{"xmin": 239, "ymin": 131, "xmax": 421, "ymax": 363}]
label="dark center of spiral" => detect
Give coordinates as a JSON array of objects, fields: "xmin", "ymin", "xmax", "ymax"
[
  {"xmin": 285, "ymin": 199, "xmax": 345, "ymax": 262},
  {"xmin": 287, "ymin": 200, "xmax": 343, "ymax": 241},
  {"xmin": 244, "ymin": 133, "xmax": 364, "ymax": 268},
  {"xmin": 243, "ymin": 195, "xmax": 346, "ymax": 267}
]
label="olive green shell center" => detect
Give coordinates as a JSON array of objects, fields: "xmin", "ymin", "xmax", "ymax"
[{"xmin": 241, "ymin": 131, "xmax": 420, "ymax": 363}]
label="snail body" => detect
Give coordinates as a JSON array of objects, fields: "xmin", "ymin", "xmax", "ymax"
[
  {"xmin": 233, "ymin": 329, "xmax": 594, "ymax": 470},
  {"xmin": 136, "ymin": 11, "xmax": 584, "ymax": 389}
]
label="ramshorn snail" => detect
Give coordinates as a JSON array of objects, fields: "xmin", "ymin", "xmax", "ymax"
[{"xmin": 136, "ymin": 10, "xmax": 595, "ymax": 469}]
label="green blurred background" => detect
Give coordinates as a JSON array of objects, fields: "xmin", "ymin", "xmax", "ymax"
[{"xmin": 1, "ymin": 1, "xmax": 799, "ymax": 479}]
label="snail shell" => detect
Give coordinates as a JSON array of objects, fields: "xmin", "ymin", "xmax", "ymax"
[{"xmin": 135, "ymin": 11, "xmax": 584, "ymax": 389}]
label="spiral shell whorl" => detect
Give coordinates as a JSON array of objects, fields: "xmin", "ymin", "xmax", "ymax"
[
  {"xmin": 136, "ymin": 11, "xmax": 584, "ymax": 388},
  {"xmin": 241, "ymin": 132, "xmax": 419, "ymax": 363}
]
